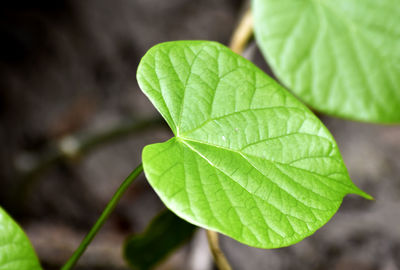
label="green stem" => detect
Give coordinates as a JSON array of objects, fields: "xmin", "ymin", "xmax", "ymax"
[{"xmin": 61, "ymin": 163, "xmax": 144, "ymax": 270}]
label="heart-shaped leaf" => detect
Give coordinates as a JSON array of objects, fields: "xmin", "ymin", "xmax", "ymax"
[
  {"xmin": 0, "ymin": 207, "xmax": 42, "ymax": 270},
  {"xmin": 252, "ymin": 0, "xmax": 400, "ymax": 123},
  {"xmin": 138, "ymin": 41, "xmax": 371, "ymax": 248}
]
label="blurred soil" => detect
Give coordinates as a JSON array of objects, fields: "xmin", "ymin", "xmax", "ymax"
[{"xmin": 0, "ymin": 0, "xmax": 399, "ymax": 269}]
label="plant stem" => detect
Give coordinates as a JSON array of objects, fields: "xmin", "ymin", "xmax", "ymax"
[
  {"xmin": 206, "ymin": 230, "xmax": 232, "ymax": 270},
  {"xmin": 229, "ymin": 8, "xmax": 253, "ymax": 54},
  {"xmin": 61, "ymin": 163, "xmax": 144, "ymax": 270}
]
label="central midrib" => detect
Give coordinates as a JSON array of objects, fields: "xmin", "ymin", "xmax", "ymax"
[
  {"xmin": 176, "ymin": 135, "xmax": 354, "ymax": 193},
  {"xmin": 176, "ymin": 136, "xmax": 344, "ymax": 208}
]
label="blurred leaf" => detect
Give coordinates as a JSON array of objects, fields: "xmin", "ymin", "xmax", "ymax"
[
  {"xmin": 0, "ymin": 207, "xmax": 42, "ymax": 270},
  {"xmin": 253, "ymin": 0, "xmax": 400, "ymax": 123},
  {"xmin": 124, "ymin": 209, "xmax": 197, "ymax": 270},
  {"xmin": 137, "ymin": 41, "xmax": 371, "ymax": 249}
]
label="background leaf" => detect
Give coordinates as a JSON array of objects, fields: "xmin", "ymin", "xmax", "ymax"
[
  {"xmin": 123, "ymin": 209, "xmax": 196, "ymax": 270},
  {"xmin": 0, "ymin": 207, "xmax": 42, "ymax": 270},
  {"xmin": 252, "ymin": 0, "xmax": 400, "ymax": 123},
  {"xmin": 138, "ymin": 41, "xmax": 371, "ymax": 248}
]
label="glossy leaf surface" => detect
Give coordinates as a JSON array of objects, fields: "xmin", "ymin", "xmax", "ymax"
[
  {"xmin": 0, "ymin": 207, "xmax": 42, "ymax": 270},
  {"xmin": 138, "ymin": 41, "xmax": 371, "ymax": 248},
  {"xmin": 124, "ymin": 209, "xmax": 196, "ymax": 270},
  {"xmin": 253, "ymin": 0, "xmax": 400, "ymax": 123}
]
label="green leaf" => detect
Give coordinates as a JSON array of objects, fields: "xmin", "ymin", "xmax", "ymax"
[
  {"xmin": 138, "ymin": 41, "xmax": 371, "ymax": 248},
  {"xmin": 252, "ymin": 0, "xmax": 400, "ymax": 123},
  {"xmin": 124, "ymin": 209, "xmax": 196, "ymax": 270},
  {"xmin": 0, "ymin": 207, "xmax": 42, "ymax": 270}
]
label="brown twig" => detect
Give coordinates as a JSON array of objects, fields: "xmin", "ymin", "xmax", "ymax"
[
  {"xmin": 205, "ymin": 7, "xmax": 255, "ymax": 270},
  {"xmin": 11, "ymin": 117, "xmax": 166, "ymax": 211},
  {"xmin": 206, "ymin": 230, "xmax": 232, "ymax": 270},
  {"xmin": 229, "ymin": 8, "xmax": 253, "ymax": 55}
]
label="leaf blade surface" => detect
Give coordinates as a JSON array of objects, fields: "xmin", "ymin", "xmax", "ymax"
[
  {"xmin": 252, "ymin": 0, "xmax": 400, "ymax": 123},
  {"xmin": 138, "ymin": 41, "xmax": 371, "ymax": 248},
  {"xmin": 0, "ymin": 207, "xmax": 42, "ymax": 270},
  {"xmin": 124, "ymin": 209, "xmax": 196, "ymax": 270}
]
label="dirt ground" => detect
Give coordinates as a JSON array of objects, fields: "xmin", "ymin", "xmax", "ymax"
[{"xmin": 0, "ymin": 0, "xmax": 399, "ymax": 269}]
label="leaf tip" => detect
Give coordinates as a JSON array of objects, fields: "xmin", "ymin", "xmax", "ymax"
[{"xmin": 352, "ymin": 187, "xmax": 374, "ymax": 201}]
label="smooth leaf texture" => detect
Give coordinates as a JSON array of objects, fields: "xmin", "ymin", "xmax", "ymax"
[
  {"xmin": 252, "ymin": 0, "xmax": 400, "ymax": 123},
  {"xmin": 138, "ymin": 41, "xmax": 371, "ymax": 248},
  {"xmin": 0, "ymin": 207, "xmax": 42, "ymax": 270},
  {"xmin": 124, "ymin": 209, "xmax": 196, "ymax": 270}
]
